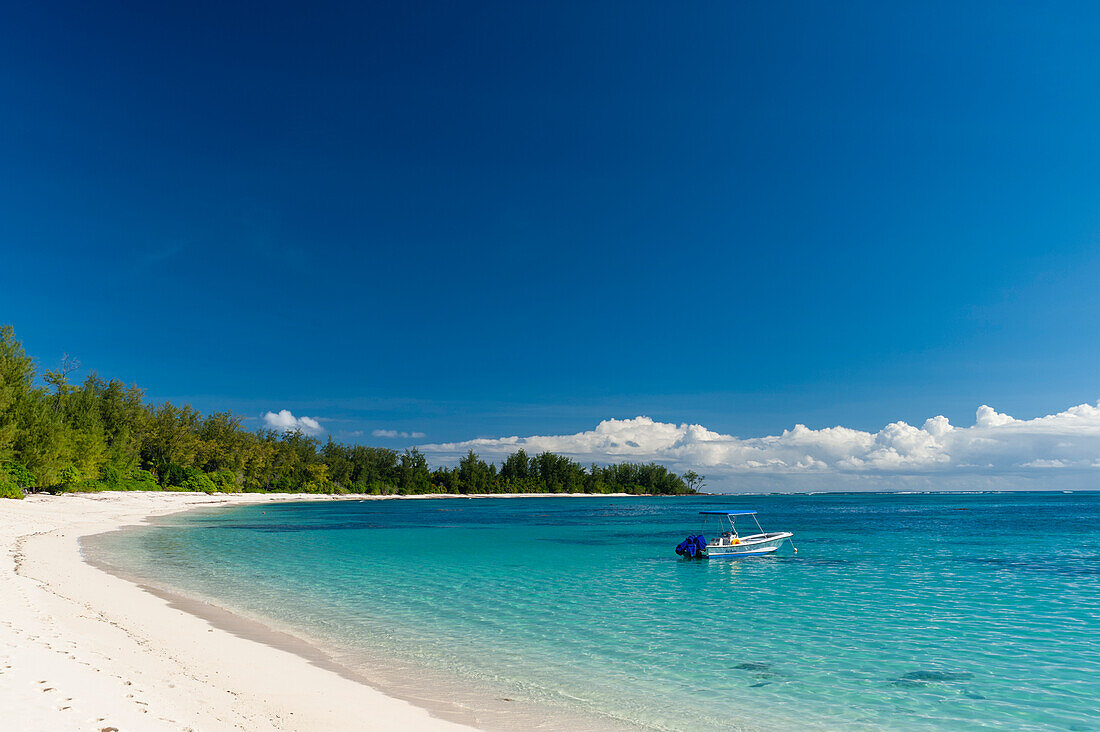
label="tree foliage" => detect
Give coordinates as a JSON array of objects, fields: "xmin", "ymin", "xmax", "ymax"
[{"xmin": 0, "ymin": 326, "xmax": 696, "ymax": 497}]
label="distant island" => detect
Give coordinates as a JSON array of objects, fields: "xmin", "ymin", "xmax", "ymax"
[{"xmin": 0, "ymin": 326, "xmax": 697, "ymax": 498}]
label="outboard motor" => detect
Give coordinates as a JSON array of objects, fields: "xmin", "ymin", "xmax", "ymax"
[{"xmin": 675, "ymin": 534, "xmax": 707, "ymax": 558}]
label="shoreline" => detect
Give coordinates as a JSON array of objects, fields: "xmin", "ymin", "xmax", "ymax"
[
  {"xmin": 3, "ymin": 490, "xmax": 645, "ymax": 731},
  {"xmin": 2, "ymin": 491, "xmax": 483, "ymax": 730}
]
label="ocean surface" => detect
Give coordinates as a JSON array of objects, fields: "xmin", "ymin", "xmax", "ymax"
[{"xmin": 85, "ymin": 493, "xmax": 1100, "ymax": 731}]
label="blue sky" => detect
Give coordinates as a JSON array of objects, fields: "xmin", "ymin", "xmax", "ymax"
[{"xmin": 2, "ymin": 2, "xmax": 1099, "ymax": 485}]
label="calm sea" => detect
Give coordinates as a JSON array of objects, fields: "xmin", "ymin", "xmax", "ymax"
[{"xmin": 84, "ymin": 493, "xmax": 1100, "ymax": 730}]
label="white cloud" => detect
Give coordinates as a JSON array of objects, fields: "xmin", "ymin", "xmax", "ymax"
[
  {"xmin": 975, "ymin": 405, "xmax": 1016, "ymax": 428},
  {"xmin": 262, "ymin": 409, "xmax": 323, "ymax": 435},
  {"xmin": 1020, "ymin": 459, "xmax": 1067, "ymax": 468},
  {"xmin": 419, "ymin": 402, "xmax": 1100, "ymax": 491},
  {"xmin": 371, "ymin": 429, "xmax": 427, "ymax": 439}
]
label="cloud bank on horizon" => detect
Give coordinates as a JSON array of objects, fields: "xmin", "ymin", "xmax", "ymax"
[
  {"xmin": 372, "ymin": 428, "xmax": 427, "ymax": 439},
  {"xmin": 419, "ymin": 402, "xmax": 1100, "ymax": 491}
]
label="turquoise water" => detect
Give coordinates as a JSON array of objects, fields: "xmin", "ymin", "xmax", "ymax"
[{"xmin": 86, "ymin": 494, "xmax": 1100, "ymax": 730}]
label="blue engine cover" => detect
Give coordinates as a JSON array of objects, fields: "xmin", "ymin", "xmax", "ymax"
[{"xmin": 675, "ymin": 534, "xmax": 707, "ymax": 558}]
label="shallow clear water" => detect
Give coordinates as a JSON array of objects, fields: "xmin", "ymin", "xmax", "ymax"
[{"xmin": 86, "ymin": 493, "xmax": 1100, "ymax": 730}]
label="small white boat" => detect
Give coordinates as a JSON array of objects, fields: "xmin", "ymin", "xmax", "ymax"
[{"xmin": 676, "ymin": 510, "xmax": 794, "ymax": 558}]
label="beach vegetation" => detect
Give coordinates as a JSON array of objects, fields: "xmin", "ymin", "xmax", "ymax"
[
  {"xmin": 58, "ymin": 465, "xmax": 83, "ymax": 492},
  {"xmin": 0, "ymin": 325, "xmax": 696, "ymax": 497},
  {"xmin": 683, "ymin": 470, "xmax": 705, "ymax": 492},
  {"xmin": 0, "ymin": 462, "xmax": 30, "ymax": 498},
  {"xmin": 180, "ymin": 466, "xmax": 218, "ymax": 494}
]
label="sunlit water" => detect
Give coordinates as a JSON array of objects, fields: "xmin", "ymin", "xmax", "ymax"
[{"xmin": 85, "ymin": 493, "xmax": 1100, "ymax": 730}]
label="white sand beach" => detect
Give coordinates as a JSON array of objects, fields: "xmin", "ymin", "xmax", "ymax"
[{"xmin": 0, "ymin": 491, "xmax": 473, "ymax": 731}]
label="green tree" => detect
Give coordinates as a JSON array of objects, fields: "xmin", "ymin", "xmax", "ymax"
[
  {"xmin": 198, "ymin": 411, "xmax": 250, "ymax": 475},
  {"xmin": 683, "ymin": 470, "xmax": 705, "ymax": 492},
  {"xmin": 58, "ymin": 465, "xmax": 82, "ymax": 492},
  {"xmin": 457, "ymin": 450, "xmax": 495, "ymax": 494},
  {"xmin": 0, "ymin": 462, "xmax": 35, "ymax": 498},
  {"xmin": 0, "ymin": 325, "xmax": 36, "ymax": 463},
  {"xmin": 42, "ymin": 354, "xmax": 79, "ymax": 412},
  {"xmin": 398, "ymin": 448, "xmax": 432, "ymax": 493},
  {"xmin": 180, "ymin": 466, "xmax": 217, "ymax": 493},
  {"xmin": 142, "ymin": 404, "xmax": 202, "ymax": 484},
  {"xmin": 499, "ymin": 449, "xmax": 532, "ymax": 489}
]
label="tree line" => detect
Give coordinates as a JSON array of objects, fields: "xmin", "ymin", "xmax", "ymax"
[{"xmin": 0, "ymin": 326, "xmax": 697, "ymax": 498}]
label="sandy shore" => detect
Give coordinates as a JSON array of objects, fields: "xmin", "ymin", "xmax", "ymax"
[{"xmin": 0, "ymin": 491, "xmax": 476, "ymax": 731}]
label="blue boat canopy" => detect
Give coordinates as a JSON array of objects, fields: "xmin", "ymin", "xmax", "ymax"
[{"xmin": 699, "ymin": 510, "xmax": 757, "ymax": 516}]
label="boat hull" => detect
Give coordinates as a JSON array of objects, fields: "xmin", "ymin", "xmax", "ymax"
[{"xmin": 704, "ymin": 532, "xmax": 791, "ymax": 558}]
